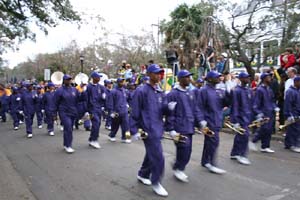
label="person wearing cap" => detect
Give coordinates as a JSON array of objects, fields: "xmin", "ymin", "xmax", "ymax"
[
  {"xmin": 130, "ymin": 64, "xmax": 169, "ymax": 197},
  {"xmin": 21, "ymin": 82, "xmax": 37, "ymax": 138},
  {"xmin": 106, "ymin": 77, "xmax": 131, "ymax": 143},
  {"xmin": 230, "ymin": 72, "xmax": 253, "ymax": 165},
  {"xmin": 196, "ymin": 71, "xmax": 229, "ymax": 174},
  {"xmin": 75, "ymin": 81, "xmax": 91, "ymax": 131},
  {"xmin": 165, "ymin": 70, "xmax": 202, "ymax": 183},
  {"xmin": 86, "ymin": 71, "xmax": 106, "ymax": 149},
  {"xmin": 250, "ymin": 72, "xmax": 279, "ymax": 153},
  {"xmin": 0, "ymin": 84, "xmax": 11, "ymax": 122},
  {"xmin": 8, "ymin": 87, "xmax": 23, "ymax": 130},
  {"xmin": 283, "ymin": 76, "xmax": 300, "ymax": 153},
  {"xmin": 42, "ymin": 82, "xmax": 56, "ymax": 136},
  {"xmin": 54, "ymin": 74, "xmax": 82, "ymax": 153},
  {"xmin": 35, "ymin": 85, "xmax": 44, "ymax": 129},
  {"xmin": 104, "ymin": 79, "xmax": 113, "ymax": 130}
]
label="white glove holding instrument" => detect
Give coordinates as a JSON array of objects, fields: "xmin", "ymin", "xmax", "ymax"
[
  {"xmin": 169, "ymin": 130, "xmax": 179, "ymax": 139},
  {"xmin": 168, "ymin": 101, "xmax": 177, "ymax": 111}
]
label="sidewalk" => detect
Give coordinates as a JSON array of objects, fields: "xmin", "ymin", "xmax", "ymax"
[{"xmin": 0, "ymin": 149, "xmax": 36, "ymax": 200}]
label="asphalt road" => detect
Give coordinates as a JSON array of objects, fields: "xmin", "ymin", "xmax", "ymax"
[{"xmin": 0, "ymin": 118, "xmax": 300, "ymax": 200}]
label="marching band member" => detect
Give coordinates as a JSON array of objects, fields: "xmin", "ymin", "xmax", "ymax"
[
  {"xmin": 107, "ymin": 78, "xmax": 131, "ymax": 143},
  {"xmin": 250, "ymin": 73, "xmax": 279, "ymax": 153},
  {"xmin": 75, "ymin": 81, "xmax": 91, "ymax": 131},
  {"xmin": 196, "ymin": 71, "xmax": 229, "ymax": 174},
  {"xmin": 104, "ymin": 79, "xmax": 113, "ymax": 130},
  {"xmin": 42, "ymin": 82, "xmax": 56, "ymax": 136},
  {"xmin": 21, "ymin": 82, "xmax": 37, "ymax": 138},
  {"xmin": 86, "ymin": 71, "xmax": 106, "ymax": 149},
  {"xmin": 130, "ymin": 64, "xmax": 169, "ymax": 197},
  {"xmin": 8, "ymin": 87, "xmax": 23, "ymax": 130},
  {"xmin": 230, "ymin": 72, "xmax": 253, "ymax": 165},
  {"xmin": 35, "ymin": 85, "xmax": 44, "ymax": 129},
  {"xmin": 284, "ymin": 76, "xmax": 300, "ymax": 153},
  {"xmin": 54, "ymin": 74, "xmax": 81, "ymax": 153},
  {"xmin": 165, "ymin": 69, "xmax": 201, "ymax": 182}
]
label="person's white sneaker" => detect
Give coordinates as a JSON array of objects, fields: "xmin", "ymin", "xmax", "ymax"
[
  {"xmin": 249, "ymin": 141, "xmax": 258, "ymax": 151},
  {"xmin": 89, "ymin": 141, "xmax": 101, "ymax": 149},
  {"xmin": 14, "ymin": 126, "xmax": 19, "ymax": 130},
  {"xmin": 230, "ymin": 155, "xmax": 240, "ymax": 160},
  {"xmin": 174, "ymin": 169, "xmax": 189, "ymax": 183},
  {"xmin": 19, "ymin": 120, "xmax": 24, "ymax": 124},
  {"xmin": 64, "ymin": 146, "xmax": 75, "ymax": 153},
  {"xmin": 105, "ymin": 126, "xmax": 111, "ymax": 130},
  {"xmin": 27, "ymin": 134, "xmax": 33, "ymax": 138},
  {"xmin": 137, "ymin": 175, "xmax": 152, "ymax": 185},
  {"xmin": 49, "ymin": 131, "xmax": 55, "ymax": 136},
  {"xmin": 237, "ymin": 156, "xmax": 251, "ymax": 165},
  {"xmin": 152, "ymin": 183, "xmax": 168, "ymax": 197},
  {"xmin": 38, "ymin": 125, "xmax": 42, "ymax": 129},
  {"xmin": 122, "ymin": 139, "xmax": 131, "ymax": 144},
  {"xmin": 108, "ymin": 136, "xmax": 116, "ymax": 142},
  {"xmin": 204, "ymin": 163, "xmax": 226, "ymax": 174},
  {"xmin": 290, "ymin": 146, "xmax": 300, "ymax": 153},
  {"xmin": 260, "ymin": 148, "xmax": 275, "ymax": 153}
]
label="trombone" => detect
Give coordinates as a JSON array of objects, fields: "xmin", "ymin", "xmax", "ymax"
[
  {"xmin": 248, "ymin": 118, "xmax": 270, "ymax": 128},
  {"xmin": 198, "ymin": 127, "xmax": 215, "ymax": 137},
  {"xmin": 163, "ymin": 133, "xmax": 188, "ymax": 143},
  {"xmin": 278, "ymin": 117, "xmax": 300, "ymax": 131},
  {"xmin": 224, "ymin": 122, "xmax": 245, "ymax": 135}
]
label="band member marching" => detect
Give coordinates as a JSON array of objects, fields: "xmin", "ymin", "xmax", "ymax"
[
  {"xmin": 165, "ymin": 69, "xmax": 202, "ymax": 182},
  {"xmin": 250, "ymin": 73, "xmax": 280, "ymax": 153},
  {"xmin": 283, "ymin": 76, "xmax": 300, "ymax": 153},
  {"xmin": 230, "ymin": 72, "xmax": 253, "ymax": 165},
  {"xmin": 54, "ymin": 74, "xmax": 82, "ymax": 153},
  {"xmin": 35, "ymin": 85, "xmax": 44, "ymax": 129},
  {"xmin": 8, "ymin": 86, "xmax": 23, "ymax": 130},
  {"xmin": 130, "ymin": 64, "xmax": 169, "ymax": 197},
  {"xmin": 86, "ymin": 71, "xmax": 106, "ymax": 149},
  {"xmin": 196, "ymin": 71, "xmax": 230, "ymax": 174},
  {"xmin": 107, "ymin": 77, "xmax": 131, "ymax": 143},
  {"xmin": 42, "ymin": 82, "xmax": 56, "ymax": 136}
]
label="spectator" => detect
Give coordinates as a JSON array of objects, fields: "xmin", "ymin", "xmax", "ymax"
[{"xmin": 280, "ymin": 48, "xmax": 296, "ymax": 70}]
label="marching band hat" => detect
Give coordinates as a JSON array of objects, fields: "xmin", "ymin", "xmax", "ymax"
[
  {"xmin": 260, "ymin": 72, "xmax": 271, "ymax": 80},
  {"xmin": 196, "ymin": 78, "xmax": 204, "ymax": 83},
  {"xmin": 238, "ymin": 72, "xmax": 251, "ymax": 79},
  {"xmin": 294, "ymin": 76, "xmax": 300, "ymax": 82},
  {"xmin": 90, "ymin": 71, "xmax": 102, "ymax": 78},
  {"xmin": 47, "ymin": 82, "xmax": 55, "ymax": 87},
  {"xmin": 177, "ymin": 70, "xmax": 193, "ymax": 78},
  {"xmin": 205, "ymin": 71, "xmax": 221, "ymax": 79},
  {"xmin": 117, "ymin": 77, "xmax": 125, "ymax": 82},
  {"xmin": 63, "ymin": 74, "xmax": 72, "ymax": 80},
  {"xmin": 147, "ymin": 64, "xmax": 164, "ymax": 73}
]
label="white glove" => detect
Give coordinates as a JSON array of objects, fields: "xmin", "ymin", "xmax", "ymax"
[
  {"xmin": 233, "ymin": 123, "xmax": 240, "ymax": 129},
  {"xmin": 274, "ymin": 107, "xmax": 280, "ymax": 112},
  {"xmin": 168, "ymin": 101, "xmax": 177, "ymax": 111},
  {"xmin": 102, "ymin": 93, "xmax": 106, "ymax": 100},
  {"xmin": 101, "ymin": 107, "xmax": 105, "ymax": 111},
  {"xmin": 132, "ymin": 132, "xmax": 141, "ymax": 141},
  {"xmin": 200, "ymin": 120, "xmax": 207, "ymax": 129},
  {"xmin": 287, "ymin": 116, "xmax": 295, "ymax": 123},
  {"xmin": 110, "ymin": 113, "xmax": 116, "ymax": 118},
  {"xmin": 16, "ymin": 97, "xmax": 21, "ymax": 101},
  {"xmin": 82, "ymin": 86, "xmax": 87, "ymax": 92},
  {"xmin": 84, "ymin": 112, "xmax": 89, "ymax": 118},
  {"xmin": 169, "ymin": 130, "xmax": 179, "ymax": 138},
  {"xmin": 256, "ymin": 113, "xmax": 264, "ymax": 120},
  {"xmin": 19, "ymin": 110, "xmax": 24, "ymax": 115},
  {"xmin": 41, "ymin": 109, "xmax": 45, "ymax": 114}
]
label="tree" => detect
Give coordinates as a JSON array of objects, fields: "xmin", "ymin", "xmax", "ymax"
[
  {"xmin": 160, "ymin": 2, "xmax": 221, "ymax": 70},
  {"xmin": 0, "ymin": 0, "xmax": 80, "ymax": 56}
]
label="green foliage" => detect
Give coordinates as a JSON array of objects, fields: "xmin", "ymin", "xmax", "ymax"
[{"xmin": 0, "ymin": 0, "xmax": 80, "ymax": 54}]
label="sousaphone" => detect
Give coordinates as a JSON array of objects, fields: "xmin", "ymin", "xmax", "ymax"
[{"xmin": 51, "ymin": 71, "xmax": 64, "ymax": 85}]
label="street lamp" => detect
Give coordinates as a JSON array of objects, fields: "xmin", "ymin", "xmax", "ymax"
[{"xmin": 80, "ymin": 55, "xmax": 84, "ymax": 73}]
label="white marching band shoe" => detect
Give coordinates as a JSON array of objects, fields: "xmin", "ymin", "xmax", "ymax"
[
  {"xmin": 27, "ymin": 134, "xmax": 33, "ymax": 138},
  {"xmin": 204, "ymin": 163, "xmax": 226, "ymax": 174},
  {"xmin": 137, "ymin": 175, "xmax": 152, "ymax": 186},
  {"xmin": 64, "ymin": 146, "xmax": 75, "ymax": 153},
  {"xmin": 174, "ymin": 169, "xmax": 189, "ymax": 183},
  {"xmin": 260, "ymin": 148, "xmax": 275, "ymax": 153},
  {"xmin": 152, "ymin": 182, "xmax": 168, "ymax": 197},
  {"xmin": 89, "ymin": 141, "xmax": 101, "ymax": 149}
]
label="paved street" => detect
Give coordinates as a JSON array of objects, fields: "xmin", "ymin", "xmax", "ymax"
[{"xmin": 0, "ymin": 118, "xmax": 300, "ymax": 200}]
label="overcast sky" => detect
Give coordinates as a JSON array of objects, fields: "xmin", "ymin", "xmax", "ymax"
[{"xmin": 3, "ymin": 0, "xmax": 207, "ymax": 68}]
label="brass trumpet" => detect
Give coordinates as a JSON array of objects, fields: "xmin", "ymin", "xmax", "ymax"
[
  {"xmin": 248, "ymin": 118, "xmax": 270, "ymax": 128},
  {"xmin": 278, "ymin": 117, "xmax": 300, "ymax": 131},
  {"xmin": 163, "ymin": 133, "xmax": 187, "ymax": 143},
  {"xmin": 200, "ymin": 127, "xmax": 215, "ymax": 137},
  {"xmin": 224, "ymin": 122, "xmax": 245, "ymax": 135},
  {"xmin": 138, "ymin": 129, "xmax": 148, "ymax": 140},
  {"xmin": 125, "ymin": 131, "xmax": 131, "ymax": 140}
]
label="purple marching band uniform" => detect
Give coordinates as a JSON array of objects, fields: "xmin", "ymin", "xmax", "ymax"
[
  {"xmin": 54, "ymin": 75, "xmax": 82, "ymax": 149},
  {"xmin": 35, "ymin": 85, "xmax": 44, "ymax": 128},
  {"xmin": 230, "ymin": 72, "xmax": 253, "ymax": 162},
  {"xmin": 86, "ymin": 72, "xmax": 106, "ymax": 145},
  {"xmin": 284, "ymin": 82, "xmax": 300, "ymax": 150},
  {"xmin": 76, "ymin": 87, "xmax": 91, "ymax": 131},
  {"xmin": 165, "ymin": 72, "xmax": 202, "ymax": 180},
  {"xmin": 21, "ymin": 83, "xmax": 37, "ymax": 137},
  {"xmin": 196, "ymin": 71, "xmax": 229, "ymax": 172},
  {"xmin": 8, "ymin": 87, "xmax": 23, "ymax": 129},
  {"xmin": 106, "ymin": 78, "xmax": 130, "ymax": 141},
  {"xmin": 42, "ymin": 82, "xmax": 56, "ymax": 135},
  {"xmin": 252, "ymin": 75, "xmax": 277, "ymax": 150},
  {"xmin": 104, "ymin": 80, "xmax": 113, "ymax": 130}
]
